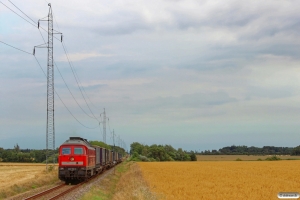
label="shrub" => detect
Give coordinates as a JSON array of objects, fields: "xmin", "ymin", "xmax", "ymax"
[
  {"xmin": 235, "ymin": 158, "xmax": 242, "ymax": 161},
  {"xmin": 265, "ymin": 156, "xmax": 281, "ymax": 161},
  {"xmin": 149, "ymin": 158, "xmax": 157, "ymax": 162},
  {"xmin": 129, "ymin": 156, "xmax": 140, "ymax": 162},
  {"xmin": 138, "ymin": 155, "xmax": 149, "ymax": 162},
  {"xmin": 47, "ymin": 165, "xmax": 54, "ymax": 172}
]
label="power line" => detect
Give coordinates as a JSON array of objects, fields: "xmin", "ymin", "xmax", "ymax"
[
  {"xmin": 1, "ymin": 1, "xmax": 60, "ymax": 42},
  {"xmin": 98, "ymin": 121, "xmax": 103, "ymax": 139},
  {"xmin": 73, "ymin": 64, "xmax": 101, "ymax": 111},
  {"xmin": 7, "ymin": 0, "xmax": 47, "ymax": 44},
  {"xmin": 61, "ymin": 42, "xmax": 101, "ymax": 111},
  {"xmin": 38, "ymin": 29, "xmax": 46, "ymax": 43},
  {"xmin": 0, "ymin": 1, "xmax": 37, "ymax": 27},
  {"xmin": 1, "ymin": 2, "xmax": 102, "ymax": 130},
  {"xmin": 34, "ymin": 55, "xmax": 98, "ymax": 129},
  {"xmin": 3, "ymin": 0, "xmax": 101, "ymax": 118},
  {"xmin": 0, "ymin": 40, "xmax": 32, "ymax": 55},
  {"xmin": 43, "ymin": 0, "xmax": 103, "ymax": 130},
  {"xmin": 44, "ymin": 0, "xmax": 102, "ymax": 113},
  {"xmin": 54, "ymin": 60, "xmax": 99, "ymax": 121},
  {"xmin": 9, "ymin": 0, "xmax": 98, "ymax": 124},
  {"xmin": 8, "ymin": 0, "xmax": 36, "ymax": 24},
  {"xmin": 20, "ymin": 2, "xmax": 98, "ymax": 122},
  {"xmin": 33, "ymin": 3, "xmax": 99, "ymax": 125},
  {"xmin": 82, "ymin": 87, "xmax": 101, "ymax": 110},
  {"xmin": 1, "ymin": 38, "xmax": 99, "ymax": 129},
  {"xmin": 61, "ymin": 42, "xmax": 100, "ymax": 120},
  {"xmin": 107, "ymin": 117, "xmax": 112, "ymax": 134}
]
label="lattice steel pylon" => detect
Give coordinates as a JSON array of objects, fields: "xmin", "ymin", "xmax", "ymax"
[
  {"xmin": 103, "ymin": 108, "xmax": 106, "ymax": 143},
  {"xmin": 46, "ymin": 3, "xmax": 54, "ymax": 170},
  {"xmin": 34, "ymin": 3, "xmax": 62, "ymax": 169}
]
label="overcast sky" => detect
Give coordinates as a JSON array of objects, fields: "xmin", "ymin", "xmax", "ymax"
[{"xmin": 1, "ymin": 0, "xmax": 300, "ymax": 152}]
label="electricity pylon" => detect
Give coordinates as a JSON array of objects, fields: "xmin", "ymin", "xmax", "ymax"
[
  {"xmin": 34, "ymin": 3, "xmax": 62, "ymax": 169},
  {"xmin": 103, "ymin": 108, "xmax": 106, "ymax": 143}
]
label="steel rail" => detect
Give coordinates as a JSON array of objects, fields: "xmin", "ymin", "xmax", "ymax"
[
  {"xmin": 24, "ymin": 183, "xmax": 65, "ymax": 200},
  {"xmin": 23, "ymin": 163, "xmax": 120, "ymax": 200},
  {"xmin": 49, "ymin": 181, "xmax": 84, "ymax": 200},
  {"xmin": 49, "ymin": 168, "xmax": 107, "ymax": 200}
]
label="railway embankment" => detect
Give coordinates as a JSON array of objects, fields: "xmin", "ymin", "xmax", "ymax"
[{"xmin": 80, "ymin": 160, "xmax": 157, "ymax": 200}]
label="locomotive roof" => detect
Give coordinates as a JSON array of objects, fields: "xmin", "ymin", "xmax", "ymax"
[{"xmin": 62, "ymin": 137, "xmax": 93, "ymax": 147}]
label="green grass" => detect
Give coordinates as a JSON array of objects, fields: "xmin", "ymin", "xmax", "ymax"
[
  {"xmin": 116, "ymin": 164, "xmax": 126, "ymax": 173},
  {"xmin": 80, "ymin": 161, "xmax": 130, "ymax": 200},
  {"xmin": 0, "ymin": 191, "xmax": 7, "ymax": 199}
]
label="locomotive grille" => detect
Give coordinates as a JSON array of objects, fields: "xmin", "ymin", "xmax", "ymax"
[{"xmin": 61, "ymin": 162, "xmax": 83, "ymax": 165}]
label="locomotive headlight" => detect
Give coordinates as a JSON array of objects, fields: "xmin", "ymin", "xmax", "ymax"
[{"xmin": 70, "ymin": 157, "xmax": 74, "ymax": 161}]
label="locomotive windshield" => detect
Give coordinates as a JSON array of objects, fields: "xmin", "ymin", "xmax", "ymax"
[
  {"xmin": 74, "ymin": 148, "xmax": 83, "ymax": 155},
  {"xmin": 62, "ymin": 147, "xmax": 71, "ymax": 155}
]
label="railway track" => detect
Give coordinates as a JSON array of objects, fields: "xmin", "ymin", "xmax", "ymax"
[
  {"xmin": 24, "ymin": 183, "xmax": 74, "ymax": 200},
  {"xmin": 23, "ymin": 168, "xmax": 108, "ymax": 200}
]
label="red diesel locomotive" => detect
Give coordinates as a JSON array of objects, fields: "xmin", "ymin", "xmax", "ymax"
[{"xmin": 58, "ymin": 137, "xmax": 122, "ymax": 183}]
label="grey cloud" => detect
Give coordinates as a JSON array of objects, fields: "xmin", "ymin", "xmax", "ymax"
[
  {"xmin": 2, "ymin": 0, "xmax": 300, "ymax": 150},
  {"xmin": 126, "ymin": 91, "xmax": 237, "ymax": 115},
  {"xmin": 246, "ymin": 86, "xmax": 293, "ymax": 100},
  {"xmin": 104, "ymin": 62, "xmax": 156, "ymax": 77},
  {"xmin": 76, "ymin": 1, "xmax": 261, "ymax": 35},
  {"xmin": 177, "ymin": 92, "xmax": 237, "ymax": 106},
  {"xmin": 178, "ymin": 42, "xmax": 300, "ymax": 73},
  {"xmin": 238, "ymin": 18, "xmax": 300, "ymax": 41},
  {"xmin": 92, "ymin": 11, "xmax": 151, "ymax": 35},
  {"xmin": 82, "ymin": 83, "xmax": 108, "ymax": 91},
  {"xmin": 169, "ymin": 7, "xmax": 257, "ymax": 30}
]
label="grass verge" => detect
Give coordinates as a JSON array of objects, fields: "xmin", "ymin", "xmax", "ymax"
[{"xmin": 80, "ymin": 161, "xmax": 158, "ymax": 200}]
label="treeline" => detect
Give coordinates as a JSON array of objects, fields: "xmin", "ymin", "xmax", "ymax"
[
  {"xmin": 130, "ymin": 142, "xmax": 197, "ymax": 162},
  {"xmin": 0, "ymin": 142, "xmax": 126, "ymax": 163},
  {"xmin": 0, "ymin": 144, "xmax": 58, "ymax": 163},
  {"xmin": 199, "ymin": 145, "xmax": 296, "ymax": 155}
]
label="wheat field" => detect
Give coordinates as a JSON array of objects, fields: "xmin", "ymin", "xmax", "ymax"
[
  {"xmin": 196, "ymin": 155, "xmax": 300, "ymax": 161},
  {"xmin": 0, "ymin": 163, "xmax": 58, "ymax": 199},
  {"xmin": 138, "ymin": 161, "xmax": 300, "ymax": 200}
]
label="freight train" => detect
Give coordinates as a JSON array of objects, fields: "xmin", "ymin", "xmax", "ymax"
[{"xmin": 58, "ymin": 137, "xmax": 122, "ymax": 183}]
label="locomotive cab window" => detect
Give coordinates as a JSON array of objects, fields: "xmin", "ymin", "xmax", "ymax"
[
  {"xmin": 62, "ymin": 147, "xmax": 71, "ymax": 155},
  {"xmin": 74, "ymin": 148, "xmax": 83, "ymax": 155}
]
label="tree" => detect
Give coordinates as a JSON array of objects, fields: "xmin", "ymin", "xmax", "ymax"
[
  {"xmin": 90, "ymin": 141, "xmax": 111, "ymax": 150},
  {"xmin": 190, "ymin": 151, "xmax": 197, "ymax": 161},
  {"xmin": 14, "ymin": 143, "xmax": 20, "ymax": 153},
  {"xmin": 291, "ymin": 146, "xmax": 300, "ymax": 155},
  {"xmin": 130, "ymin": 142, "xmax": 144, "ymax": 155},
  {"xmin": 129, "ymin": 142, "xmax": 192, "ymax": 162},
  {"xmin": 177, "ymin": 148, "xmax": 186, "ymax": 161}
]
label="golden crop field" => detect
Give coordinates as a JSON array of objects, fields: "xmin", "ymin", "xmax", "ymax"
[
  {"xmin": 138, "ymin": 161, "xmax": 300, "ymax": 200},
  {"xmin": 196, "ymin": 155, "xmax": 300, "ymax": 161},
  {"xmin": 0, "ymin": 163, "xmax": 58, "ymax": 199}
]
